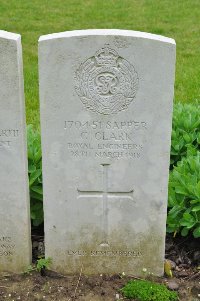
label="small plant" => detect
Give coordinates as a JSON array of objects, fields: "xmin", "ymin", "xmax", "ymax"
[
  {"xmin": 36, "ymin": 257, "xmax": 52, "ymax": 275},
  {"xmin": 24, "ymin": 257, "xmax": 52, "ymax": 276},
  {"xmin": 27, "ymin": 125, "xmax": 43, "ymax": 226},
  {"xmin": 121, "ymin": 280, "xmax": 178, "ymax": 301},
  {"xmin": 167, "ymin": 151, "xmax": 200, "ymax": 238},
  {"xmin": 24, "ymin": 264, "xmax": 35, "ymax": 274}
]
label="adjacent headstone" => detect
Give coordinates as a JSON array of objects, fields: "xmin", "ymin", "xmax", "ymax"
[
  {"xmin": 39, "ymin": 29, "xmax": 176, "ymax": 275},
  {"xmin": 0, "ymin": 31, "xmax": 31, "ymax": 273}
]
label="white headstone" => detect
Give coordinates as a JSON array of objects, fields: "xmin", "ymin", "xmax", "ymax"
[
  {"xmin": 0, "ymin": 31, "xmax": 31, "ymax": 273},
  {"xmin": 39, "ymin": 29, "xmax": 176, "ymax": 276}
]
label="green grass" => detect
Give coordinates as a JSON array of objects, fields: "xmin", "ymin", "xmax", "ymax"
[{"xmin": 0, "ymin": 0, "xmax": 199, "ymax": 127}]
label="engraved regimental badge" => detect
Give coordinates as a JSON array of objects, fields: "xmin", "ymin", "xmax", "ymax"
[{"xmin": 75, "ymin": 44, "xmax": 139, "ymax": 115}]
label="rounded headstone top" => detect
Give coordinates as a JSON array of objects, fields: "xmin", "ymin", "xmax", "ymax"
[
  {"xmin": 39, "ymin": 29, "xmax": 176, "ymax": 45},
  {"xmin": 0, "ymin": 30, "xmax": 20, "ymax": 41}
]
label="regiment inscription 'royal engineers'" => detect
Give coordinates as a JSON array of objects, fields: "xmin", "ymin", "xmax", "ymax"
[{"xmin": 75, "ymin": 44, "xmax": 139, "ymax": 115}]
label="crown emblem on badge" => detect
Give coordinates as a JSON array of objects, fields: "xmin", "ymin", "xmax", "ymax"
[
  {"xmin": 95, "ymin": 44, "xmax": 118, "ymax": 67},
  {"xmin": 75, "ymin": 45, "xmax": 139, "ymax": 115}
]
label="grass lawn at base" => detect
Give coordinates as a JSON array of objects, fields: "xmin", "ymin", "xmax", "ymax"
[{"xmin": 0, "ymin": 0, "xmax": 199, "ymax": 127}]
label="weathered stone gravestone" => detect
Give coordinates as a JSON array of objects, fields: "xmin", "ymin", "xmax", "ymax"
[
  {"xmin": 39, "ymin": 29, "xmax": 176, "ymax": 275},
  {"xmin": 0, "ymin": 31, "xmax": 31, "ymax": 272}
]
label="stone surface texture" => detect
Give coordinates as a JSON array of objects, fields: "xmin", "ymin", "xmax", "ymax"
[
  {"xmin": 39, "ymin": 29, "xmax": 176, "ymax": 275},
  {"xmin": 0, "ymin": 30, "xmax": 31, "ymax": 272}
]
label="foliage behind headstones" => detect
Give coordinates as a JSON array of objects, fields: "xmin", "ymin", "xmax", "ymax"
[
  {"xmin": 27, "ymin": 125, "xmax": 43, "ymax": 227},
  {"xmin": 170, "ymin": 101, "xmax": 200, "ymax": 169},
  {"xmin": 167, "ymin": 151, "xmax": 200, "ymax": 237},
  {"xmin": 167, "ymin": 101, "xmax": 200, "ymax": 237}
]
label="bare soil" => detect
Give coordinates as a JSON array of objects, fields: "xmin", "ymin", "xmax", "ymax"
[{"xmin": 0, "ymin": 233, "xmax": 199, "ymax": 301}]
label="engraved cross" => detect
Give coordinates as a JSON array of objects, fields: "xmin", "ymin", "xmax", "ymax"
[{"xmin": 77, "ymin": 164, "xmax": 134, "ymax": 246}]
